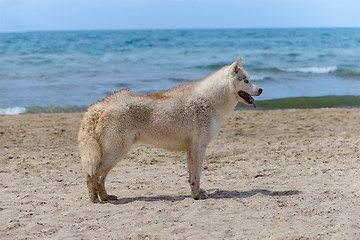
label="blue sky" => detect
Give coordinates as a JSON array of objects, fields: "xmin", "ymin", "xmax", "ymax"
[{"xmin": 0, "ymin": 0, "xmax": 359, "ymax": 32}]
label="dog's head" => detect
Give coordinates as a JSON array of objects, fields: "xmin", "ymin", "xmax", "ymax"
[{"xmin": 227, "ymin": 57, "xmax": 262, "ymax": 108}]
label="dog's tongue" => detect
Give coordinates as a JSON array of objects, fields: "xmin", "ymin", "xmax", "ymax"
[
  {"xmin": 251, "ymin": 98, "xmax": 256, "ymax": 108},
  {"xmin": 249, "ymin": 96, "xmax": 256, "ymax": 108}
]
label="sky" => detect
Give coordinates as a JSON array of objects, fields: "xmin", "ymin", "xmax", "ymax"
[{"xmin": 0, "ymin": 0, "xmax": 359, "ymax": 32}]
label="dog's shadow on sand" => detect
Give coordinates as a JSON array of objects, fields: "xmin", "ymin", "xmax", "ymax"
[{"xmin": 101, "ymin": 189, "xmax": 300, "ymax": 205}]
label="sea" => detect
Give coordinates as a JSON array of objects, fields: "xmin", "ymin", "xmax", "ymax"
[{"xmin": 0, "ymin": 28, "xmax": 359, "ymax": 115}]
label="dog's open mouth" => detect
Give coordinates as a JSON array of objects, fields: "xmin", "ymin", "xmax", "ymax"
[{"xmin": 238, "ymin": 91, "xmax": 256, "ymax": 108}]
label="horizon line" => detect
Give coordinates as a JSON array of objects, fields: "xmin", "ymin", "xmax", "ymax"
[{"xmin": 1, "ymin": 26, "xmax": 360, "ymax": 34}]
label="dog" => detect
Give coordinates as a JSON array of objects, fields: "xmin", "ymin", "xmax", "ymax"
[{"xmin": 78, "ymin": 58, "xmax": 262, "ymax": 203}]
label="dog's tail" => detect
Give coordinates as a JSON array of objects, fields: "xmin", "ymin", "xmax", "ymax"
[
  {"xmin": 78, "ymin": 88, "xmax": 132, "ymax": 176},
  {"xmin": 78, "ymin": 103, "xmax": 104, "ymax": 176}
]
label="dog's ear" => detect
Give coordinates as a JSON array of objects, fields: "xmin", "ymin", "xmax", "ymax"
[
  {"xmin": 239, "ymin": 57, "xmax": 243, "ymax": 66},
  {"xmin": 230, "ymin": 57, "xmax": 243, "ymax": 73}
]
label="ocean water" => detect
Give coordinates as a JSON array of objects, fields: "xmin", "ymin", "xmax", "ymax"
[{"xmin": 0, "ymin": 28, "xmax": 359, "ymax": 114}]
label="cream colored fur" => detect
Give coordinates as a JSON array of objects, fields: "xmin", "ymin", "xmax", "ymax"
[{"xmin": 78, "ymin": 58, "xmax": 262, "ymax": 203}]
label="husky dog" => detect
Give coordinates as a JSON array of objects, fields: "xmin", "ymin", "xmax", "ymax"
[{"xmin": 78, "ymin": 58, "xmax": 262, "ymax": 203}]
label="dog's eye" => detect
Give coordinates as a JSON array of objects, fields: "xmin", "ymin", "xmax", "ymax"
[{"xmin": 244, "ymin": 80, "xmax": 249, "ymax": 84}]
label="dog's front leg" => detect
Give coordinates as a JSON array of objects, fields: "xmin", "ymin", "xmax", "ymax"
[{"xmin": 187, "ymin": 147, "xmax": 208, "ymax": 200}]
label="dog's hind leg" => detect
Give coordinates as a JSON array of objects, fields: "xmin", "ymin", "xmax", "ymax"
[
  {"xmin": 187, "ymin": 147, "xmax": 208, "ymax": 200},
  {"xmin": 86, "ymin": 174, "xmax": 100, "ymax": 203},
  {"xmin": 96, "ymin": 135, "xmax": 133, "ymax": 202},
  {"xmin": 96, "ymin": 158, "xmax": 119, "ymax": 201},
  {"xmin": 97, "ymin": 171, "xmax": 118, "ymax": 201}
]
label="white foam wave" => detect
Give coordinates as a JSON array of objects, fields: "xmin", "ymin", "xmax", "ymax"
[
  {"xmin": 281, "ymin": 66, "xmax": 338, "ymax": 74},
  {"xmin": 0, "ymin": 107, "xmax": 27, "ymax": 115},
  {"xmin": 251, "ymin": 75, "xmax": 271, "ymax": 81}
]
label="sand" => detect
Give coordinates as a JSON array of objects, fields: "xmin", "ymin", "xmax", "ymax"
[{"xmin": 1, "ymin": 108, "xmax": 360, "ymax": 239}]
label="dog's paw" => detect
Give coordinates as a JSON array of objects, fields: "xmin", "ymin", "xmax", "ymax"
[
  {"xmin": 193, "ymin": 189, "xmax": 208, "ymax": 200},
  {"xmin": 90, "ymin": 196, "xmax": 100, "ymax": 203}
]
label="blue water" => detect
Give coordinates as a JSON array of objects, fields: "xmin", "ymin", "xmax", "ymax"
[{"xmin": 0, "ymin": 28, "xmax": 359, "ymax": 114}]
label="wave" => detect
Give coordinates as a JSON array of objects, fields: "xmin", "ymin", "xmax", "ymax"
[
  {"xmin": 168, "ymin": 77, "xmax": 194, "ymax": 82},
  {"xmin": 194, "ymin": 62, "xmax": 229, "ymax": 70},
  {"xmin": 25, "ymin": 105, "xmax": 87, "ymax": 114},
  {"xmin": 170, "ymin": 75, "xmax": 268, "ymax": 82},
  {"xmin": 0, "ymin": 105, "xmax": 87, "ymax": 115},
  {"xmin": 251, "ymin": 75, "xmax": 272, "ymax": 81},
  {"xmin": 237, "ymin": 95, "xmax": 360, "ymax": 110},
  {"xmin": 125, "ymin": 37, "xmax": 147, "ymax": 44},
  {"xmin": 1, "ymin": 95, "xmax": 359, "ymax": 115},
  {"xmin": 278, "ymin": 66, "xmax": 338, "ymax": 74},
  {"xmin": 337, "ymin": 71, "xmax": 360, "ymax": 79},
  {"xmin": 0, "ymin": 107, "xmax": 26, "ymax": 115},
  {"xmin": 195, "ymin": 64, "xmax": 338, "ymax": 76}
]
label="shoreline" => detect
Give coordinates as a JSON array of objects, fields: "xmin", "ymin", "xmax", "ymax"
[
  {"xmin": 1, "ymin": 108, "xmax": 360, "ymax": 238},
  {"xmin": 1, "ymin": 95, "xmax": 360, "ymax": 115}
]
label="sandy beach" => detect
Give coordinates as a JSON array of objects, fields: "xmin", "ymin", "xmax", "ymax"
[{"xmin": 1, "ymin": 108, "xmax": 359, "ymax": 239}]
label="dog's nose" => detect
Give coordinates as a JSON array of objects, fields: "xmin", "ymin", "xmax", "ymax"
[{"xmin": 258, "ymin": 88, "xmax": 263, "ymax": 94}]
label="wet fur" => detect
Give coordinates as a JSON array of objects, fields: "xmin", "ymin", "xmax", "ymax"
[{"xmin": 78, "ymin": 58, "xmax": 262, "ymax": 203}]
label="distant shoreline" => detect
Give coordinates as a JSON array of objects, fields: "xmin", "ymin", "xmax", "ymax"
[
  {"xmin": 1, "ymin": 95, "xmax": 359, "ymax": 115},
  {"xmin": 1, "ymin": 27, "xmax": 360, "ymax": 34}
]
